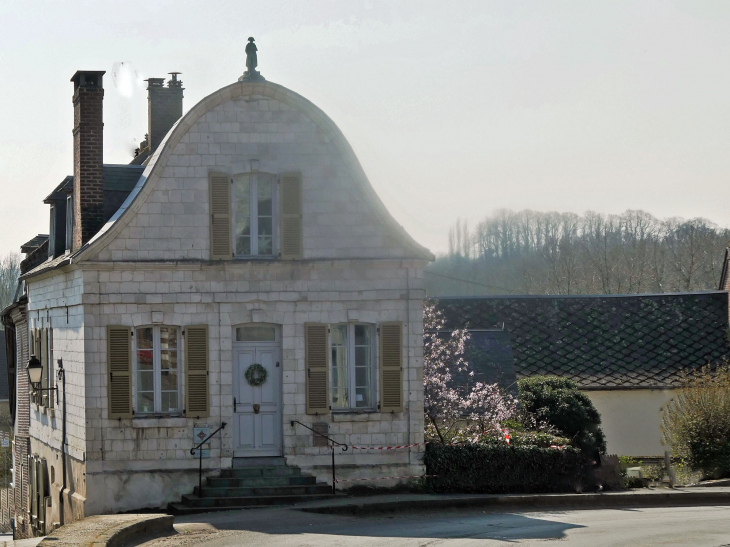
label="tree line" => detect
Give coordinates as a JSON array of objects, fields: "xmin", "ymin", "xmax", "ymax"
[{"xmin": 427, "ymin": 209, "xmax": 730, "ymax": 296}]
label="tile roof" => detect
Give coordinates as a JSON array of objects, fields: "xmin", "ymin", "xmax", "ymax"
[{"xmin": 433, "ymin": 292, "xmax": 730, "ymax": 389}]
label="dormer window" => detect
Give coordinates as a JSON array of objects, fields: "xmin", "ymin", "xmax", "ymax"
[
  {"xmin": 65, "ymin": 194, "xmax": 73, "ymax": 252},
  {"xmin": 232, "ymin": 172, "xmax": 276, "ymax": 257}
]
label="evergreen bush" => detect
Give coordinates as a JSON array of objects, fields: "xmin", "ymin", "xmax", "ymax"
[
  {"xmin": 517, "ymin": 376, "xmax": 607, "ymax": 454},
  {"xmin": 424, "ymin": 443, "xmax": 592, "ymax": 494}
]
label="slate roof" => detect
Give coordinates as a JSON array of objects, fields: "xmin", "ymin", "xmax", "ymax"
[
  {"xmin": 434, "ymin": 292, "xmax": 730, "ymax": 389},
  {"xmin": 20, "ymin": 235, "xmax": 49, "ymax": 254},
  {"xmin": 103, "ymin": 164, "xmax": 145, "ymax": 192}
]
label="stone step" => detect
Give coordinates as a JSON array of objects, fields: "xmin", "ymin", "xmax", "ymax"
[
  {"xmin": 194, "ymin": 484, "xmax": 331, "ymax": 498},
  {"xmin": 178, "ymin": 491, "xmax": 333, "ymax": 509},
  {"xmin": 207, "ymin": 475, "xmax": 317, "ymax": 488},
  {"xmin": 219, "ymin": 466, "xmax": 301, "ymax": 479},
  {"xmin": 232, "ymin": 457, "xmax": 286, "ymax": 468}
]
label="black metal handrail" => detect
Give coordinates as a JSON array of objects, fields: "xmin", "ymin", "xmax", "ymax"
[
  {"xmin": 191, "ymin": 422, "xmax": 227, "ymax": 494},
  {"xmin": 291, "ymin": 420, "xmax": 347, "ymax": 494}
]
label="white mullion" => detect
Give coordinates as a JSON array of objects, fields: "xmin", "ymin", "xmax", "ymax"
[
  {"xmin": 252, "ymin": 174, "xmax": 260, "ymax": 256},
  {"xmin": 349, "ymin": 324, "xmax": 356, "ymax": 410}
]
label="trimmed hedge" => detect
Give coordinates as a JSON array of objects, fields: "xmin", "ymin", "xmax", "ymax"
[{"xmin": 424, "ymin": 443, "xmax": 593, "ymax": 494}]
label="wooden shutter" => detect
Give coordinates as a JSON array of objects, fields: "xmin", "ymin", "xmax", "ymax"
[
  {"xmin": 305, "ymin": 323, "xmax": 329, "ymax": 415},
  {"xmin": 185, "ymin": 325, "xmax": 209, "ymax": 418},
  {"xmin": 209, "ymin": 172, "xmax": 232, "ymax": 260},
  {"xmin": 280, "ymin": 173, "xmax": 303, "ymax": 259},
  {"xmin": 49, "ymin": 327, "xmax": 54, "ymax": 408},
  {"xmin": 40, "ymin": 329, "xmax": 47, "ymax": 407},
  {"xmin": 379, "ymin": 322, "xmax": 403, "ymax": 413},
  {"xmin": 107, "ymin": 326, "xmax": 132, "ymax": 419}
]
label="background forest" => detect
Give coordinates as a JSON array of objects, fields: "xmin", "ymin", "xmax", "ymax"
[{"xmin": 427, "ymin": 210, "xmax": 730, "ymax": 296}]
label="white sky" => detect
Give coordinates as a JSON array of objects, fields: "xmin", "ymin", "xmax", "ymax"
[{"xmin": 2, "ymin": 0, "xmax": 730, "ymax": 257}]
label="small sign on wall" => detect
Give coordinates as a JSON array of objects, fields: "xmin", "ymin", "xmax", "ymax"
[{"xmin": 193, "ymin": 424, "xmax": 210, "ymax": 458}]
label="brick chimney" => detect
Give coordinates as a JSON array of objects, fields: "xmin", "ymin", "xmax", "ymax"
[
  {"xmin": 70, "ymin": 70, "xmax": 105, "ymax": 251},
  {"xmin": 147, "ymin": 72, "xmax": 184, "ymax": 153}
]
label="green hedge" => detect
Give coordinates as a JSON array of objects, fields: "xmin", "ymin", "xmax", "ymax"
[{"xmin": 424, "ymin": 443, "xmax": 593, "ymax": 494}]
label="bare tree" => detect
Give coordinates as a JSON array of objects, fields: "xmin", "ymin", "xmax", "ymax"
[
  {"xmin": 0, "ymin": 253, "xmax": 20, "ymax": 312},
  {"xmin": 430, "ymin": 209, "xmax": 730, "ymax": 297}
]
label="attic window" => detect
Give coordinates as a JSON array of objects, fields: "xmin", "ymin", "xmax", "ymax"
[{"xmin": 232, "ymin": 172, "xmax": 276, "ymax": 257}]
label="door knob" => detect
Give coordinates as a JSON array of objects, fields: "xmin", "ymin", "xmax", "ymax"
[{"xmin": 253, "ymin": 404, "xmax": 260, "ymax": 414}]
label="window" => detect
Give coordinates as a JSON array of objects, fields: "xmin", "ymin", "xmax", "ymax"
[
  {"xmin": 65, "ymin": 195, "xmax": 73, "ymax": 251},
  {"xmin": 236, "ymin": 325, "xmax": 276, "ymax": 342},
  {"xmin": 134, "ymin": 326, "xmax": 181, "ymax": 414},
  {"xmin": 232, "ymin": 173, "xmax": 276, "ymax": 257},
  {"xmin": 330, "ymin": 324, "xmax": 374, "ymax": 410}
]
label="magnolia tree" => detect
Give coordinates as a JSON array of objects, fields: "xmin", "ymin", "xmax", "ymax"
[{"xmin": 423, "ymin": 302, "xmax": 517, "ymax": 444}]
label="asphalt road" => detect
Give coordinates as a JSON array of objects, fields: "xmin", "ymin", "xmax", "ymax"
[{"xmin": 132, "ymin": 505, "xmax": 730, "ymax": 547}]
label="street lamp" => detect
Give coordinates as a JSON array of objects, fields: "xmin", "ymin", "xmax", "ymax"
[{"xmin": 26, "ymin": 356, "xmax": 58, "ymax": 405}]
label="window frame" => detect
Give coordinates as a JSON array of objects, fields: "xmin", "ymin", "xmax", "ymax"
[
  {"xmin": 231, "ymin": 171, "xmax": 278, "ymax": 258},
  {"xmin": 329, "ymin": 323, "xmax": 376, "ymax": 412},
  {"xmin": 132, "ymin": 325, "xmax": 183, "ymax": 416}
]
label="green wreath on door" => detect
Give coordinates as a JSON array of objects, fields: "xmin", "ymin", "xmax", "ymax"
[{"xmin": 245, "ymin": 363, "xmax": 268, "ymax": 387}]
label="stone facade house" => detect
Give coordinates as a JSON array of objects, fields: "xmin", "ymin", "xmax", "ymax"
[{"xmin": 10, "ymin": 65, "xmax": 431, "ymax": 531}]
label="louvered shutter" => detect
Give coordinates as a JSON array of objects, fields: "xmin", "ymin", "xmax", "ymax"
[
  {"xmin": 39, "ymin": 459, "xmax": 46, "ymax": 529},
  {"xmin": 280, "ymin": 173, "xmax": 303, "ymax": 259},
  {"xmin": 379, "ymin": 322, "xmax": 403, "ymax": 413},
  {"xmin": 185, "ymin": 325, "xmax": 209, "ymax": 418},
  {"xmin": 107, "ymin": 326, "xmax": 132, "ymax": 419},
  {"xmin": 209, "ymin": 172, "xmax": 232, "ymax": 260},
  {"xmin": 40, "ymin": 328, "xmax": 47, "ymax": 407},
  {"xmin": 305, "ymin": 323, "xmax": 329, "ymax": 414}
]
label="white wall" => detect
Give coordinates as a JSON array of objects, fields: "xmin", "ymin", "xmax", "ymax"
[{"xmin": 583, "ymin": 389, "xmax": 677, "ymax": 457}]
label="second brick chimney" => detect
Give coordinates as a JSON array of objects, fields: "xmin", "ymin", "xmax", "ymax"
[
  {"xmin": 147, "ymin": 72, "xmax": 184, "ymax": 153},
  {"xmin": 71, "ymin": 70, "xmax": 105, "ymax": 251}
]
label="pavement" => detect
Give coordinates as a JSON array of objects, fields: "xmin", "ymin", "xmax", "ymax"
[
  {"xmin": 132, "ymin": 505, "xmax": 730, "ymax": 546},
  {"xmin": 0, "ymin": 534, "xmax": 42, "ymax": 547},
  {"xmin": 20, "ymin": 487, "xmax": 730, "ymax": 547}
]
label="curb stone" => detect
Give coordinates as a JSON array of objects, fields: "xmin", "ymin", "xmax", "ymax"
[
  {"xmin": 299, "ymin": 489, "xmax": 730, "ymax": 516},
  {"xmin": 37, "ymin": 514, "xmax": 173, "ymax": 547}
]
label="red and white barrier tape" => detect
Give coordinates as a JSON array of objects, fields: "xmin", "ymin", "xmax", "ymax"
[
  {"xmin": 335, "ymin": 474, "xmax": 437, "ymax": 483},
  {"xmin": 348, "ymin": 443, "xmax": 425, "ymax": 451}
]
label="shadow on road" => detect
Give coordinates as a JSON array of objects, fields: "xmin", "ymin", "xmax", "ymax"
[{"xmin": 172, "ymin": 507, "xmax": 586, "ymax": 543}]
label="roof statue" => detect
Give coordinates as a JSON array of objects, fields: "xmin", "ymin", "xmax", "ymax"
[{"xmin": 240, "ymin": 37, "xmax": 265, "ymax": 82}]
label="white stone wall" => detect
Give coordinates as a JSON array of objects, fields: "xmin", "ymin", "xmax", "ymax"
[
  {"xmin": 94, "ymin": 92, "xmax": 411, "ymax": 262},
  {"xmin": 27, "ymin": 270, "xmax": 87, "ymax": 464},
  {"xmin": 78, "ymin": 258, "xmax": 425, "ymax": 511}
]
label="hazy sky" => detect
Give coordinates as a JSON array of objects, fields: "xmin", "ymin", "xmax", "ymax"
[{"xmin": 2, "ymin": 0, "xmax": 730, "ymax": 257}]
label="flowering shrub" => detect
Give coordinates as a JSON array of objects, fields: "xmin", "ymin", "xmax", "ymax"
[{"xmin": 423, "ymin": 302, "xmax": 517, "ymax": 444}]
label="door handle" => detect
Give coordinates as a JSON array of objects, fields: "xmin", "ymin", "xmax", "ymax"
[
  {"xmin": 233, "ymin": 397, "xmax": 237, "ymax": 413},
  {"xmin": 253, "ymin": 404, "xmax": 260, "ymax": 414}
]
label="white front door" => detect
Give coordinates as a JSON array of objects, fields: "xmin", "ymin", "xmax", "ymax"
[{"xmin": 233, "ymin": 343, "xmax": 282, "ymax": 457}]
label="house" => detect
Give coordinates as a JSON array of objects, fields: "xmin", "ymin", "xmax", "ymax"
[
  {"xmin": 434, "ymin": 292, "xmax": 730, "ymax": 457},
  {"xmin": 4, "ymin": 55, "xmax": 431, "ymax": 532}
]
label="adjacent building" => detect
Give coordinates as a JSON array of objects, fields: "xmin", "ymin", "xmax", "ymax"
[{"xmin": 435, "ymin": 291, "xmax": 730, "ymax": 457}]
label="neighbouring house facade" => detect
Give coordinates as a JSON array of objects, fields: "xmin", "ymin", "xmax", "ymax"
[
  {"xmin": 435, "ymin": 292, "xmax": 730, "ymax": 457},
  {"xmin": 9, "ymin": 63, "xmax": 431, "ymax": 531}
]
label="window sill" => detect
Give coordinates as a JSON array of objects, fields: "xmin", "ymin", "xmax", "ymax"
[
  {"xmin": 331, "ymin": 409, "xmax": 378, "ymax": 415},
  {"xmin": 132, "ymin": 417, "xmax": 187, "ymax": 428},
  {"xmin": 232, "ymin": 256, "xmax": 277, "ymax": 261}
]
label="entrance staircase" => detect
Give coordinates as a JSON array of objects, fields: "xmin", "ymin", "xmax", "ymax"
[{"xmin": 168, "ymin": 457, "xmax": 333, "ymax": 514}]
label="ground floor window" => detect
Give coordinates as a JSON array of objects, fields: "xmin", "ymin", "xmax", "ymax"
[
  {"xmin": 135, "ymin": 326, "xmax": 180, "ymax": 414},
  {"xmin": 330, "ymin": 324, "xmax": 374, "ymax": 410}
]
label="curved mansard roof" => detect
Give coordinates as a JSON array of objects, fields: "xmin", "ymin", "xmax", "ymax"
[{"xmin": 74, "ymin": 79, "xmax": 434, "ymax": 264}]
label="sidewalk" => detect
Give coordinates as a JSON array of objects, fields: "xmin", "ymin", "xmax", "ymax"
[
  {"xmin": 297, "ymin": 486, "xmax": 730, "ymax": 515},
  {"xmin": 0, "ymin": 534, "xmax": 42, "ymax": 547}
]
